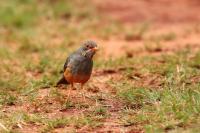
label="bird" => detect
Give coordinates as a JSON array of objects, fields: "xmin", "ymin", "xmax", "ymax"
[{"xmin": 57, "ymin": 40, "xmax": 98, "ymax": 92}]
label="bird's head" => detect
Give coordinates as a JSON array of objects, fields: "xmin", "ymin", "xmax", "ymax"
[{"xmin": 79, "ymin": 40, "xmax": 98, "ymax": 59}]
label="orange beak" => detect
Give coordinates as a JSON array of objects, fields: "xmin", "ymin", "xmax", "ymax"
[{"xmin": 92, "ymin": 46, "xmax": 99, "ymax": 51}]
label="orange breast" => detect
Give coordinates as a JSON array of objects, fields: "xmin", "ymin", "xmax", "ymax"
[
  {"xmin": 73, "ymin": 74, "xmax": 91, "ymax": 84},
  {"xmin": 64, "ymin": 68, "xmax": 91, "ymax": 84},
  {"xmin": 64, "ymin": 67, "xmax": 73, "ymax": 83}
]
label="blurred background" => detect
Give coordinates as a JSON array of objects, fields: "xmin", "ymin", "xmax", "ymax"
[
  {"xmin": 1, "ymin": 0, "xmax": 200, "ymax": 58},
  {"xmin": 96, "ymin": 0, "xmax": 200, "ymax": 23},
  {"xmin": 1, "ymin": 0, "xmax": 200, "ymax": 107}
]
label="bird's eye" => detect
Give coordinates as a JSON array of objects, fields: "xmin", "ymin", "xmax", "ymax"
[{"xmin": 86, "ymin": 45, "xmax": 90, "ymax": 48}]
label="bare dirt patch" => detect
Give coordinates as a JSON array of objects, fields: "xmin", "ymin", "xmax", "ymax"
[
  {"xmin": 93, "ymin": 0, "xmax": 200, "ymax": 24},
  {"xmin": 99, "ymin": 24, "xmax": 200, "ymax": 58}
]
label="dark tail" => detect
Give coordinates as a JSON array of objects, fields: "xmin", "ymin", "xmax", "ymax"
[{"xmin": 56, "ymin": 76, "xmax": 69, "ymax": 86}]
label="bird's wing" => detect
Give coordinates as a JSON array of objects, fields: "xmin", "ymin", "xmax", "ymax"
[
  {"xmin": 63, "ymin": 52, "xmax": 77, "ymax": 71},
  {"xmin": 63, "ymin": 55, "xmax": 71, "ymax": 71},
  {"xmin": 63, "ymin": 57, "xmax": 69, "ymax": 71}
]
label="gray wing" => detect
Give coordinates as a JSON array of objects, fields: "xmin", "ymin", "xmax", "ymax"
[
  {"xmin": 63, "ymin": 52, "xmax": 77, "ymax": 71},
  {"xmin": 63, "ymin": 52, "xmax": 93, "ymax": 75},
  {"xmin": 63, "ymin": 56, "xmax": 70, "ymax": 71}
]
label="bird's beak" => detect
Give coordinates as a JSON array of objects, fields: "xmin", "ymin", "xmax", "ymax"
[{"xmin": 92, "ymin": 46, "xmax": 99, "ymax": 51}]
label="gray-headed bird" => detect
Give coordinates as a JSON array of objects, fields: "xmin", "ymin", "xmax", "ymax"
[{"xmin": 57, "ymin": 40, "xmax": 98, "ymax": 91}]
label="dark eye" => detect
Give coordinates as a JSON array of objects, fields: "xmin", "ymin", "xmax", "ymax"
[{"xmin": 86, "ymin": 45, "xmax": 90, "ymax": 48}]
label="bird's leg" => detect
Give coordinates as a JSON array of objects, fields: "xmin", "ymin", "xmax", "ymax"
[
  {"xmin": 71, "ymin": 83, "xmax": 74, "ymax": 90},
  {"xmin": 81, "ymin": 83, "xmax": 86, "ymax": 101},
  {"xmin": 81, "ymin": 83, "xmax": 84, "ymax": 90},
  {"xmin": 67, "ymin": 83, "xmax": 73, "ymax": 98}
]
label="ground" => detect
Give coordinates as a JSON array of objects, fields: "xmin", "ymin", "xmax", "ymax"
[{"xmin": 1, "ymin": 0, "xmax": 200, "ymax": 132}]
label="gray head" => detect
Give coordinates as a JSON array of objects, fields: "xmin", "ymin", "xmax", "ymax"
[{"xmin": 79, "ymin": 40, "xmax": 98, "ymax": 59}]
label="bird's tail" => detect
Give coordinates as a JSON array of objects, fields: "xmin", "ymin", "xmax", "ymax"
[{"xmin": 56, "ymin": 76, "xmax": 69, "ymax": 86}]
